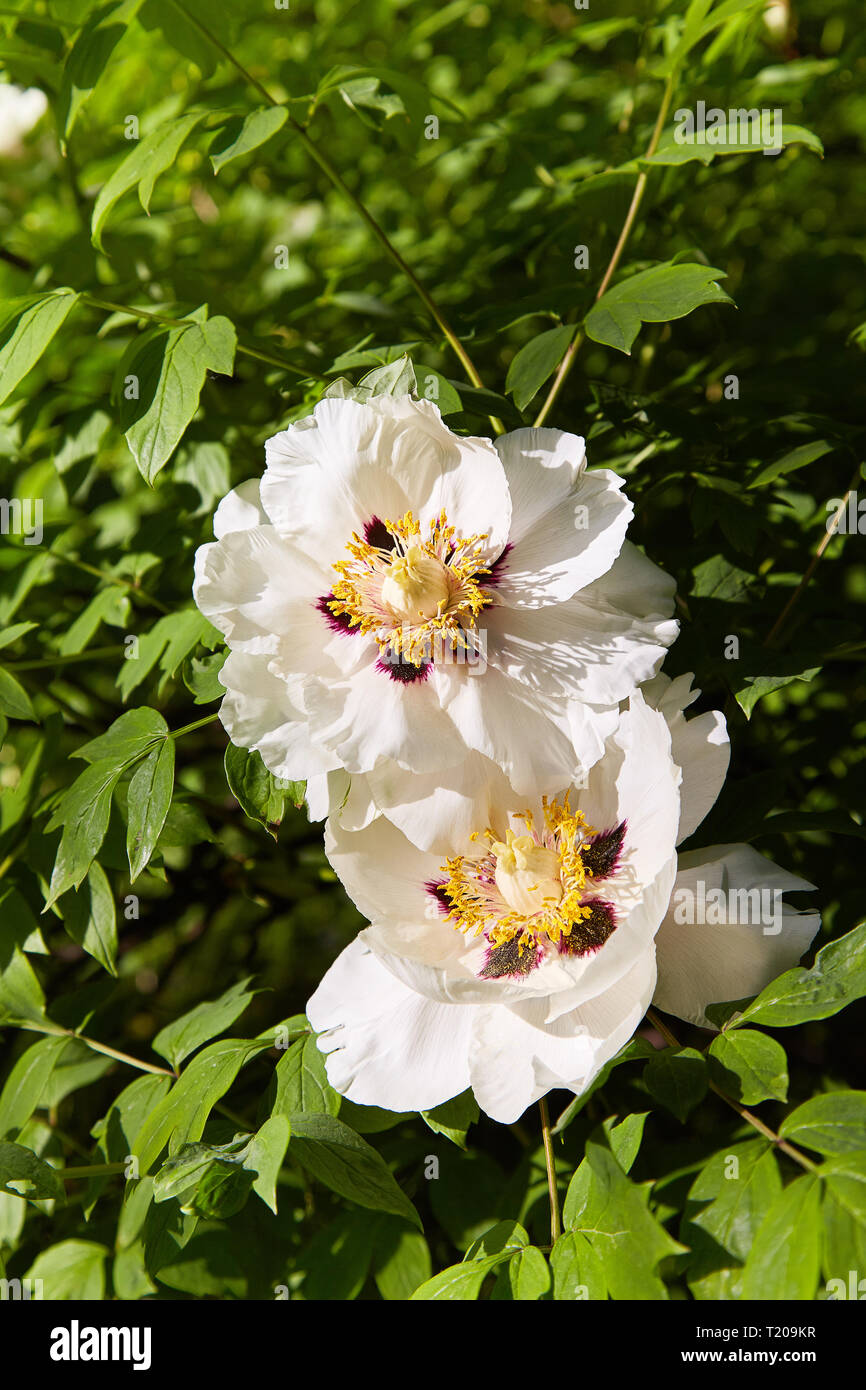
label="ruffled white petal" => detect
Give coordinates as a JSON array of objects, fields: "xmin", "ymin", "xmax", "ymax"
[
  {"xmin": 365, "ymin": 751, "xmax": 522, "ymax": 855},
  {"xmin": 218, "ymin": 651, "xmax": 340, "ymax": 782},
  {"xmin": 467, "ymin": 947, "xmax": 657, "ymax": 1124},
  {"xmin": 494, "ymin": 428, "xmax": 631, "ymax": 606},
  {"xmin": 213, "ymin": 478, "xmax": 266, "ymax": 538},
  {"xmin": 261, "ymin": 395, "xmax": 510, "ymax": 563},
  {"xmin": 193, "ymin": 527, "xmax": 329, "ymax": 656},
  {"xmin": 653, "ymin": 843, "xmax": 820, "ymax": 1028},
  {"xmin": 641, "ymin": 672, "xmax": 729, "ymax": 844},
  {"xmin": 302, "ymin": 656, "xmax": 471, "ymax": 775},
  {"xmin": 307, "ymin": 938, "xmax": 473, "ymax": 1112}
]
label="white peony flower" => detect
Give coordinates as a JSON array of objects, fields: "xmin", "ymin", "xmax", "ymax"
[
  {"xmin": 193, "ymin": 397, "xmax": 678, "ymax": 816},
  {"xmin": 0, "ymin": 84, "xmax": 47, "ymax": 156},
  {"xmin": 307, "ymin": 686, "xmax": 819, "ymax": 1124}
]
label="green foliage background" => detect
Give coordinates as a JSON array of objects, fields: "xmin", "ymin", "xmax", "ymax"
[{"xmin": 0, "ymin": 0, "xmax": 864, "ymax": 1301}]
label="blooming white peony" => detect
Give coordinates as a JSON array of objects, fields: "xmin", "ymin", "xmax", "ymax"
[
  {"xmin": 193, "ymin": 396, "xmax": 678, "ymax": 820},
  {"xmin": 0, "ymin": 84, "xmax": 47, "ymax": 157},
  {"xmin": 307, "ymin": 685, "xmax": 820, "ymax": 1124}
]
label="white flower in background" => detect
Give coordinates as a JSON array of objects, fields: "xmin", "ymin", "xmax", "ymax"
[
  {"xmin": 307, "ymin": 687, "xmax": 819, "ymax": 1124},
  {"xmin": 0, "ymin": 84, "xmax": 47, "ymax": 156},
  {"xmin": 194, "ymin": 396, "xmax": 678, "ymax": 816}
]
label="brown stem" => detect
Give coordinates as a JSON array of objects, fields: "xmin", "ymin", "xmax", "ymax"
[
  {"xmin": 533, "ymin": 77, "xmax": 675, "ymax": 428},
  {"xmin": 645, "ymin": 1008, "xmax": 819, "ymax": 1173},
  {"xmin": 539, "ymin": 1097, "xmax": 562, "ymax": 1243}
]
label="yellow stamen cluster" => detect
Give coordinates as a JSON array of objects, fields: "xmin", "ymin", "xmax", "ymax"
[
  {"xmin": 328, "ymin": 510, "xmax": 493, "ymax": 664},
  {"xmin": 440, "ymin": 796, "xmax": 596, "ymax": 952}
]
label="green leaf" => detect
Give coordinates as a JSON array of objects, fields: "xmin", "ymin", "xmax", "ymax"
[
  {"xmin": 210, "ymin": 106, "xmax": 288, "ymax": 173},
  {"xmin": 820, "ymin": 1152, "xmax": 866, "ymax": 1286},
  {"xmin": 244, "ymin": 1114, "xmax": 291, "ymax": 1214},
  {"xmin": 58, "ymin": 0, "xmax": 144, "ymax": 141},
  {"xmin": 584, "ymin": 262, "xmax": 732, "ymax": 355},
  {"xmin": 289, "ymin": 1113, "xmax": 422, "ymax": 1230},
  {"xmin": 644, "ymin": 123, "xmax": 824, "ymax": 167},
  {"xmin": 372, "ymin": 1220, "xmax": 432, "ymax": 1300},
  {"xmin": 133, "ymin": 1037, "xmax": 271, "ymax": 1174},
  {"xmin": 25, "ymin": 1239, "xmax": 108, "ymax": 1300},
  {"xmin": 550, "ymin": 1231, "xmax": 607, "ymax": 1300},
  {"xmin": 0, "ymin": 1139, "xmax": 64, "ymax": 1202},
  {"xmin": 644, "ymin": 1047, "xmax": 708, "ymax": 1122},
  {"xmin": 91, "ymin": 110, "xmax": 205, "ymax": 249},
  {"xmin": 46, "ymin": 757, "xmax": 124, "ymax": 904},
  {"xmin": 734, "ymin": 666, "xmax": 821, "ymax": 719},
  {"xmin": 224, "ymin": 742, "xmax": 292, "ymax": 837},
  {"xmin": 74, "ymin": 706, "xmax": 168, "ymax": 767},
  {"xmin": 553, "ymin": 1038, "xmax": 656, "ymax": 1132},
  {"xmin": 507, "ymin": 1245, "xmax": 551, "ymax": 1300},
  {"xmin": 61, "ymin": 860, "xmax": 118, "ymax": 975},
  {"xmin": 505, "ymin": 324, "xmax": 573, "ymax": 411},
  {"xmin": 749, "ymin": 438, "xmax": 833, "ymax": 489},
  {"xmin": 57, "ymin": 585, "xmax": 129, "ymax": 657},
  {"xmin": 708, "ymin": 1029, "xmax": 789, "ymax": 1104},
  {"xmin": 117, "ymin": 309, "xmax": 237, "ymax": 483},
  {"xmin": 126, "ymin": 736, "xmax": 174, "ymax": 880},
  {"xmin": 682, "ymin": 1140, "xmax": 781, "ymax": 1299},
  {"xmin": 0, "ymin": 290, "xmax": 79, "ymax": 407},
  {"xmin": 151, "ymin": 977, "xmax": 258, "ymax": 1069},
  {"xmin": 421, "ymin": 1089, "xmax": 478, "ymax": 1149},
  {"xmin": 273, "ymin": 1033, "xmax": 341, "ymax": 1117},
  {"xmin": 0, "ymin": 891, "xmax": 48, "ymax": 1025},
  {"xmin": 741, "ymin": 1173, "xmax": 821, "ymax": 1300},
  {"xmin": 779, "ymin": 1091, "xmax": 866, "ymax": 1155},
  {"xmin": 733, "ymin": 922, "xmax": 866, "ymax": 1028},
  {"xmin": 563, "ymin": 1138, "xmax": 684, "ymax": 1299},
  {"xmin": 0, "ymin": 1035, "xmax": 71, "ymax": 1139},
  {"xmin": 299, "ymin": 1210, "xmax": 376, "ymax": 1300},
  {"xmin": 412, "ymin": 1224, "xmax": 527, "ymax": 1302},
  {"xmin": 0, "ymin": 666, "xmax": 36, "ymax": 721}
]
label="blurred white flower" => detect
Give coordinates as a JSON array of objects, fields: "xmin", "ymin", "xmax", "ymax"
[{"xmin": 0, "ymin": 84, "xmax": 47, "ymax": 156}]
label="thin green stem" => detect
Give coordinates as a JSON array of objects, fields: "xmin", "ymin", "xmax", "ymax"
[
  {"xmin": 645, "ymin": 1009, "xmax": 819, "ymax": 1174},
  {"xmin": 60, "ymin": 1163, "xmax": 127, "ymax": 1180},
  {"xmin": 539, "ymin": 1097, "xmax": 562, "ymax": 1244},
  {"xmin": 4, "ymin": 645, "xmax": 124, "ymax": 671},
  {"xmin": 533, "ymin": 76, "xmax": 675, "ymax": 428},
  {"xmin": 164, "ymin": 0, "xmax": 501, "ymax": 430},
  {"xmin": 170, "ymin": 712, "xmax": 220, "ymax": 740},
  {"xmin": 83, "ymin": 295, "xmax": 315, "ymax": 379}
]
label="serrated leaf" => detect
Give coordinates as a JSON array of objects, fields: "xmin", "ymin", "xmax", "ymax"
[{"xmin": 584, "ymin": 262, "xmax": 732, "ymax": 355}]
